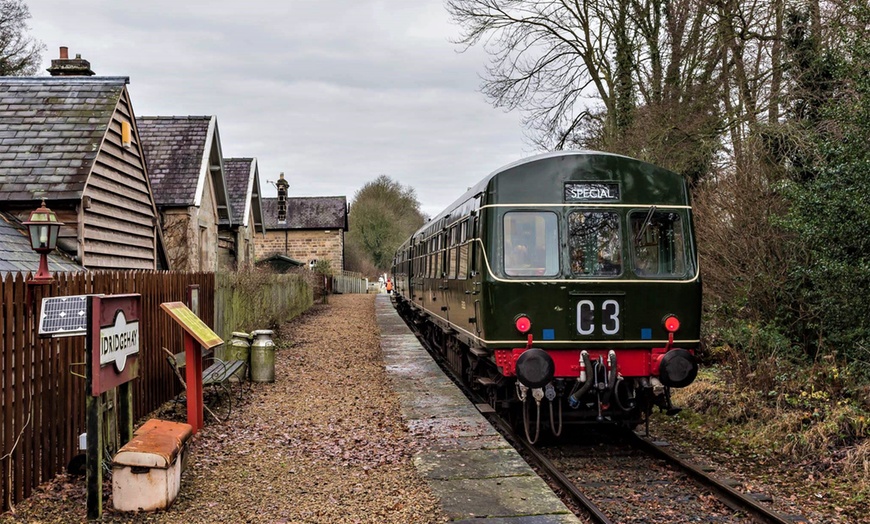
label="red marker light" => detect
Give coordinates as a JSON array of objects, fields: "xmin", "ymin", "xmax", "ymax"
[
  {"xmin": 515, "ymin": 315, "xmax": 531, "ymax": 334},
  {"xmin": 664, "ymin": 315, "xmax": 680, "ymax": 333}
]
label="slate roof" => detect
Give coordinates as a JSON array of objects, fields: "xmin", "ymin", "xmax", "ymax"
[
  {"xmin": 0, "ymin": 212, "xmax": 84, "ymax": 276},
  {"xmin": 262, "ymin": 197, "xmax": 348, "ymax": 230},
  {"xmin": 224, "ymin": 157, "xmax": 262, "ymax": 227},
  {"xmin": 137, "ymin": 116, "xmax": 213, "ymax": 207},
  {"xmin": 0, "ymin": 76, "xmax": 128, "ymax": 203},
  {"xmin": 255, "ymin": 254, "xmax": 305, "ymax": 273}
]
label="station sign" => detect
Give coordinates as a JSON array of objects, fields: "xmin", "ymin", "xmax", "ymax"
[
  {"xmin": 564, "ymin": 182, "xmax": 621, "ymax": 202},
  {"xmin": 99, "ymin": 310, "xmax": 139, "ymax": 372},
  {"xmin": 89, "ymin": 294, "xmax": 141, "ymax": 396}
]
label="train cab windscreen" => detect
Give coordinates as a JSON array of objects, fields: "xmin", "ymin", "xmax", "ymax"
[
  {"xmin": 503, "ymin": 212, "xmax": 560, "ymax": 276},
  {"xmin": 568, "ymin": 211, "xmax": 622, "ymax": 277},
  {"xmin": 630, "ymin": 210, "xmax": 689, "ymax": 277}
]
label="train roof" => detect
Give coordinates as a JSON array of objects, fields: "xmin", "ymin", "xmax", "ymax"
[
  {"xmin": 415, "ymin": 150, "xmax": 688, "ymax": 232},
  {"xmin": 397, "ymin": 151, "xmax": 690, "ymax": 249}
]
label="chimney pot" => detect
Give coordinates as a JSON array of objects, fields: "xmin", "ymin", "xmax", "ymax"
[
  {"xmin": 59, "ymin": 46, "xmax": 68, "ymax": 59},
  {"xmin": 75, "ymin": 54, "xmax": 81, "ymax": 59}
]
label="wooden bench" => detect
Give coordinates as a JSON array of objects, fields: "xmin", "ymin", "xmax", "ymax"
[{"xmin": 165, "ymin": 349, "xmax": 247, "ymax": 423}]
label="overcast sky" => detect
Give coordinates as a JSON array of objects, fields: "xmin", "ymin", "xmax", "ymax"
[{"xmin": 26, "ymin": 0, "xmax": 534, "ymax": 217}]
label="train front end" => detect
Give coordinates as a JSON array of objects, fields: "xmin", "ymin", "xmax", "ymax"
[{"xmin": 477, "ymin": 153, "xmax": 701, "ymax": 435}]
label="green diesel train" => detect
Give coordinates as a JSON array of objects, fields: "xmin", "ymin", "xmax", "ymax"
[{"xmin": 391, "ymin": 151, "xmax": 700, "ymax": 441}]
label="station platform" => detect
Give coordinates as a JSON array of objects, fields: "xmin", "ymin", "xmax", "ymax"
[{"xmin": 375, "ymin": 295, "xmax": 582, "ymax": 523}]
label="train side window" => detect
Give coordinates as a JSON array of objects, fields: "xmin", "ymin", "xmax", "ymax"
[
  {"xmin": 503, "ymin": 211, "xmax": 560, "ymax": 277},
  {"xmin": 568, "ymin": 211, "xmax": 622, "ymax": 277},
  {"xmin": 458, "ymin": 243, "xmax": 469, "ymax": 280},
  {"xmin": 630, "ymin": 210, "xmax": 688, "ymax": 277}
]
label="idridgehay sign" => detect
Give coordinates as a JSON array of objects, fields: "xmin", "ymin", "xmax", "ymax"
[
  {"xmin": 100, "ymin": 310, "xmax": 139, "ymax": 373},
  {"xmin": 89, "ymin": 294, "xmax": 141, "ymax": 396}
]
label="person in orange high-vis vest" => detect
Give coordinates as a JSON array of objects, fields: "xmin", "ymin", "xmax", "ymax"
[{"xmin": 385, "ymin": 279, "xmax": 393, "ymax": 294}]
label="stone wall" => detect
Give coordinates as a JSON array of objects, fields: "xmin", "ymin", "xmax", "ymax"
[
  {"xmin": 254, "ymin": 229, "xmax": 344, "ymax": 272},
  {"xmin": 160, "ymin": 176, "xmax": 219, "ymax": 272}
]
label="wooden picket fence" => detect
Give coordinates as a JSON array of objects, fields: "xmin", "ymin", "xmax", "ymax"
[
  {"xmin": 0, "ymin": 270, "xmax": 214, "ymax": 511},
  {"xmin": 332, "ymin": 270, "xmax": 369, "ymax": 294}
]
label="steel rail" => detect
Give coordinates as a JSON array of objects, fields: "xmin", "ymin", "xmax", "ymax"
[
  {"xmin": 628, "ymin": 432, "xmax": 806, "ymax": 524},
  {"xmin": 486, "ymin": 414, "xmax": 616, "ymax": 524}
]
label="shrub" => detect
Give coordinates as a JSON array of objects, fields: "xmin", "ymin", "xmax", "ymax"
[{"xmin": 215, "ymin": 269, "xmax": 313, "ymax": 343}]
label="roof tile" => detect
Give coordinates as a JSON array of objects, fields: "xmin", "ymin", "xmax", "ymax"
[
  {"xmin": 138, "ymin": 116, "xmax": 212, "ymax": 206},
  {"xmin": 224, "ymin": 158, "xmax": 254, "ymax": 225},
  {"xmin": 0, "ymin": 77, "xmax": 127, "ymax": 202},
  {"xmin": 261, "ymin": 196, "xmax": 347, "ymax": 230}
]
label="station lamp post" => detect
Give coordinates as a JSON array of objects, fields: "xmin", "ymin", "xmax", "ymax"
[{"xmin": 24, "ymin": 199, "xmax": 64, "ymax": 284}]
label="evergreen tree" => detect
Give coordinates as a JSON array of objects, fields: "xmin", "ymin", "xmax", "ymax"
[{"xmin": 346, "ymin": 176, "xmax": 426, "ymax": 272}]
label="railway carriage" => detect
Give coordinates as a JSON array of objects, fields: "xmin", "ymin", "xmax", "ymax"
[{"xmin": 391, "ymin": 151, "xmax": 700, "ymax": 441}]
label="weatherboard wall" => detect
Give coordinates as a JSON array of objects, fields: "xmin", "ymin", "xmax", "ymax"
[{"xmin": 81, "ymin": 88, "xmax": 159, "ymax": 270}]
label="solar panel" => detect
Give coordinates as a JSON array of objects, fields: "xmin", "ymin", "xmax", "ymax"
[{"xmin": 39, "ymin": 295, "xmax": 89, "ymax": 338}]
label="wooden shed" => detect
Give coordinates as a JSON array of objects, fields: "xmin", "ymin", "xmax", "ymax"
[{"xmin": 0, "ymin": 76, "xmax": 166, "ymax": 270}]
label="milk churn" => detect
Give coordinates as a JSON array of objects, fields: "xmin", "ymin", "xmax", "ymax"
[
  {"xmin": 225, "ymin": 332, "xmax": 251, "ymax": 380},
  {"xmin": 250, "ymin": 329, "xmax": 276, "ymax": 382}
]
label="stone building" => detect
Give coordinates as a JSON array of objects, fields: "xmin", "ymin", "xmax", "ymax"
[
  {"xmin": 254, "ymin": 184, "xmax": 348, "ymax": 272},
  {"xmin": 221, "ymin": 158, "xmax": 265, "ymax": 270},
  {"xmin": 138, "ymin": 115, "xmax": 232, "ymax": 272}
]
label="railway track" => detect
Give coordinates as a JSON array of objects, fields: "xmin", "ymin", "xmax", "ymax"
[
  {"xmin": 401, "ymin": 311, "xmax": 809, "ymax": 524},
  {"xmin": 505, "ymin": 422, "xmax": 808, "ymax": 524}
]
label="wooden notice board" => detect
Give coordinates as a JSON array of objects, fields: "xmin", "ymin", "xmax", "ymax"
[
  {"xmin": 160, "ymin": 301, "xmax": 222, "ymax": 348},
  {"xmin": 160, "ymin": 301, "xmax": 223, "ymax": 433}
]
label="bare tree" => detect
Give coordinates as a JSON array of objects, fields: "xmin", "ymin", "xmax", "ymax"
[
  {"xmin": 0, "ymin": 0, "xmax": 44, "ymax": 76},
  {"xmin": 447, "ymin": 0, "xmax": 621, "ymax": 149},
  {"xmin": 447, "ymin": 0, "xmax": 724, "ymax": 181}
]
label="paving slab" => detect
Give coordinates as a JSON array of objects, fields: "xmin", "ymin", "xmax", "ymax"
[
  {"xmin": 415, "ymin": 448, "xmax": 534, "ymax": 480},
  {"xmin": 430, "ymin": 476, "xmax": 574, "ymax": 520},
  {"xmin": 401, "ymin": 403, "xmax": 480, "ymax": 421},
  {"xmin": 407, "ymin": 415, "xmax": 500, "ymax": 440},
  {"xmin": 452, "ymin": 515, "xmax": 581, "ymax": 524}
]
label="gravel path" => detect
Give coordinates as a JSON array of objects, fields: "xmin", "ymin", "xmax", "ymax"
[{"xmin": 1, "ymin": 294, "xmax": 446, "ymax": 524}]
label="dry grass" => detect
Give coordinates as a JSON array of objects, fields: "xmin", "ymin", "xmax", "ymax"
[{"xmin": 664, "ymin": 365, "xmax": 870, "ymax": 518}]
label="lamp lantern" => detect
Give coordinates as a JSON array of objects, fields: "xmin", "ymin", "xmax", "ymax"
[{"xmin": 24, "ymin": 199, "xmax": 64, "ymax": 283}]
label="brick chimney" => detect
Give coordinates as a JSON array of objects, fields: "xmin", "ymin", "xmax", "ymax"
[
  {"xmin": 47, "ymin": 46, "xmax": 95, "ymax": 76},
  {"xmin": 276, "ymin": 173, "xmax": 289, "ymax": 224}
]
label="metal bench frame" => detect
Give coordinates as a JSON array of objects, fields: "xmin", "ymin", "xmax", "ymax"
[{"xmin": 165, "ymin": 349, "xmax": 247, "ymax": 423}]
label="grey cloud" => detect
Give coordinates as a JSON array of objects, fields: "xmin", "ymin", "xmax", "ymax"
[{"xmin": 29, "ymin": 0, "xmax": 533, "ymax": 217}]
